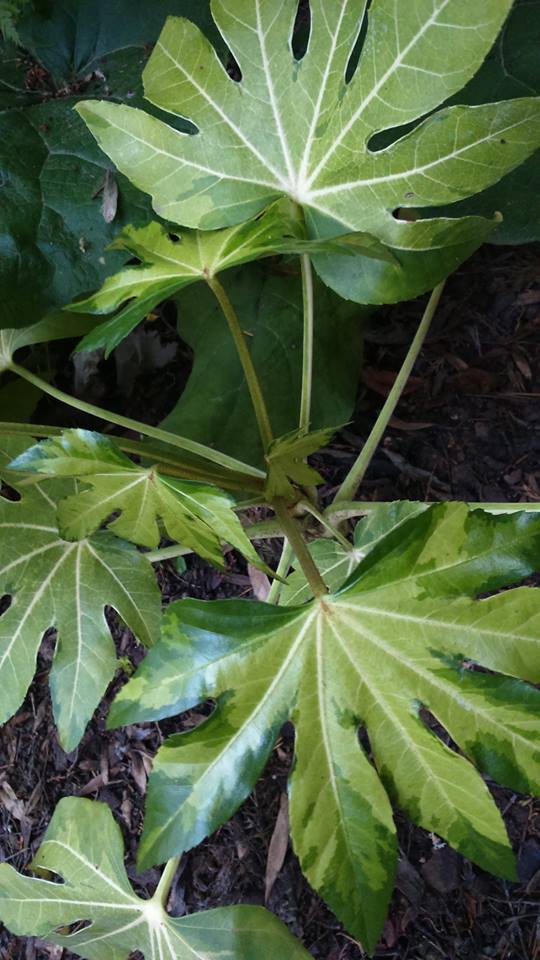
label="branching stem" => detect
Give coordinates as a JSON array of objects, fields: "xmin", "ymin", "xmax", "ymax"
[
  {"xmin": 334, "ymin": 280, "xmax": 446, "ymax": 503},
  {"xmin": 299, "ymin": 500, "xmax": 352, "ymax": 551}
]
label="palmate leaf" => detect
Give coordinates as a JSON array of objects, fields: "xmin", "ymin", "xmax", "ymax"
[
  {"xmin": 9, "ymin": 430, "xmax": 265, "ymax": 570},
  {"xmin": 0, "ymin": 797, "xmax": 311, "ymax": 960},
  {"xmin": 443, "ymin": 0, "xmax": 540, "ymax": 243},
  {"xmin": 110, "ymin": 503, "xmax": 540, "ymax": 952},
  {"xmin": 77, "ymin": 1, "xmax": 540, "ymax": 304},
  {"xmin": 0, "ymin": 437, "xmax": 160, "ymax": 751},
  {"xmin": 71, "ymin": 199, "xmax": 390, "ymax": 355}
]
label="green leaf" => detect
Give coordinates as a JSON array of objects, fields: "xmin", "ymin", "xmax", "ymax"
[
  {"xmin": 0, "ymin": 0, "xmax": 219, "ymax": 328},
  {"xmin": 72, "ymin": 200, "xmax": 389, "ymax": 355},
  {"xmin": 282, "ymin": 501, "xmax": 428, "ymax": 605},
  {"xmin": 264, "ymin": 425, "xmax": 338, "ymax": 499},
  {"xmin": 77, "ymin": 2, "xmax": 540, "ymax": 304},
  {"xmin": 0, "ymin": 311, "xmax": 99, "ymax": 374},
  {"xmin": 16, "ymin": 0, "xmax": 221, "ymax": 85},
  {"xmin": 0, "ymin": 796, "xmax": 311, "ymax": 960},
  {"xmin": 161, "ymin": 265, "xmax": 366, "ymax": 467},
  {"xmin": 9, "ymin": 430, "xmax": 266, "ymax": 570},
  {"xmin": 0, "ymin": 436, "xmax": 161, "ymax": 751},
  {"xmin": 443, "ymin": 0, "xmax": 540, "ymax": 243},
  {"xmin": 110, "ymin": 503, "xmax": 540, "ymax": 951}
]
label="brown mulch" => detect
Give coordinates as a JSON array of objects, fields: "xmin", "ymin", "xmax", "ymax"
[{"xmin": 1, "ymin": 242, "xmax": 540, "ymax": 959}]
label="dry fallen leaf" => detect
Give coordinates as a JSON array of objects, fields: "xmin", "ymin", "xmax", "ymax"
[{"xmin": 265, "ymin": 793, "xmax": 289, "ymax": 903}]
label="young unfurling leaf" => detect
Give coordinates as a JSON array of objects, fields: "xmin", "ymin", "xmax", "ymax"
[{"xmin": 264, "ymin": 425, "xmax": 338, "ymax": 499}]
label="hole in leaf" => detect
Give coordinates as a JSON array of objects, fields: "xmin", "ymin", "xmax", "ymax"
[
  {"xmin": 0, "ymin": 481, "xmax": 21, "ymax": 502},
  {"xmin": 358, "ymin": 722, "xmax": 375, "ymax": 760},
  {"xmin": 0, "ymin": 594, "xmax": 12, "ymax": 617},
  {"xmin": 345, "ymin": 5, "xmax": 369, "ymax": 83},
  {"xmin": 54, "ymin": 919, "xmax": 92, "ymax": 937},
  {"xmin": 392, "ymin": 207, "xmax": 418, "ymax": 222},
  {"xmin": 168, "ymin": 233, "xmax": 181, "ymax": 244},
  {"xmin": 419, "ymin": 705, "xmax": 461, "ymax": 754},
  {"xmin": 225, "ymin": 50, "xmax": 242, "ymax": 82},
  {"xmin": 291, "ymin": 0, "xmax": 311, "ymax": 61}
]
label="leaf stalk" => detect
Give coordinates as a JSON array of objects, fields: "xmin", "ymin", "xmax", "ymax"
[
  {"xmin": 299, "ymin": 253, "xmax": 315, "ymax": 434},
  {"xmin": 152, "ymin": 855, "xmax": 182, "ymax": 908},
  {"xmin": 207, "ymin": 275, "xmax": 274, "ymax": 452},
  {"xmin": 272, "ymin": 498, "xmax": 328, "ymax": 598},
  {"xmin": 8, "ymin": 364, "xmax": 264, "ymax": 481},
  {"xmin": 334, "ymin": 280, "xmax": 446, "ymax": 503},
  {"xmin": 267, "ymin": 538, "xmax": 294, "ymax": 604}
]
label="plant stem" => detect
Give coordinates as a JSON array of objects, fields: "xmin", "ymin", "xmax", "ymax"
[
  {"xmin": 334, "ymin": 280, "xmax": 446, "ymax": 504},
  {"xmin": 146, "ymin": 517, "xmax": 286, "ymax": 564},
  {"xmin": 272, "ymin": 499, "xmax": 328, "ymax": 598},
  {"xmin": 267, "ymin": 539, "xmax": 294, "ymax": 604},
  {"xmin": 299, "ymin": 253, "xmax": 314, "ymax": 434},
  {"xmin": 0, "ymin": 421, "xmax": 263, "ymax": 492},
  {"xmin": 326, "ymin": 498, "xmax": 540, "ymax": 516},
  {"xmin": 152, "ymin": 855, "xmax": 182, "ymax": 908},
  {"xmin": 9, "ymin": 363, "xmax": 265, "ymax": 481},
  {"xmin": 207, "ymin": 276, "xmax": 274, "ymax": 451},
  {"xmin": 299, "ymin": 500, "xmax": 353, "ymax": 551}
]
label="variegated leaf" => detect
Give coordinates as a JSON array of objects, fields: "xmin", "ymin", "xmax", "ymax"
[
  {"xmin": 77, "ymin": 1, "xmax": 540, "ymax": 302},
  {"xmin": 110, "ymin": 502, "xmax": 540, "ymax": 951},
  {"xmin": 0, "ymin": 436, "xmax": 160, "ymax": 751},
  {"xmin": 0, "ymin": 796, "xmax": 311, "ymax": 959}
]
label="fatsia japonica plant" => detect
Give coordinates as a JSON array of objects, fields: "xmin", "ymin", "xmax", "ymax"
[{"xmin": 1, "ymin": 0, "xmax": 540, "ymax": 957}]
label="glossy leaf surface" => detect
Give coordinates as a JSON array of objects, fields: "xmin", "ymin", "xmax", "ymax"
[
  {"xmin": 282, "ymin": 501, "xmax": 428, "ymax": 605},
  {"xmin": 111, "ymin": 503, "xmax": 540, "ymax": 950},
  {"xmin": 10, "ymin": 430, "xmax": 264, "ymax": 569},
  {"xmin": 78, "ymin": 1, "xmax": 540, "ymax": 302},
  {"xmin": 0, "ymin": 436, "xmax": 160, "ymax": 751},
  {"xmin": 0, "ymin": 0, "xmax": 217, "ymax": 328},
  {"xmin": 0, "ymin": 796, "xmax": 311, "ymax": 960},
  {"xmin": 444, "ymin": 0, "xmax": 540, "ymax": 243}
]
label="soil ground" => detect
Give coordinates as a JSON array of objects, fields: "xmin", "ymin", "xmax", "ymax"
[{"xmin": 1, "ymin": 242, "xmax": 540, "ymax": 959}]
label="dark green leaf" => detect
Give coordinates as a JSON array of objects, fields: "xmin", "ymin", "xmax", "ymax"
[
  {"xmin": 0, "ymin": 0, "xmax": 218, "ymax": 328},
  {"xmin": 161, "ymin": 265, "xmax": 365, "ymax": 467}
]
